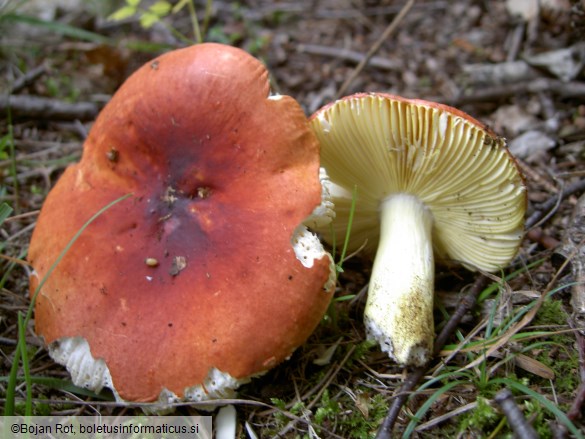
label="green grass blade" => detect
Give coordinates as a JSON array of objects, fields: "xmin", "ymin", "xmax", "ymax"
[
  {"xmin": 415, "ymin": 369, "xmax": 471, "ymax": 393},
  {"xmin": 497, "ymin": 283, "xmax": 577, "ymax": 337},
  {"xmin": 17, "ymin": 312, "xmax": 33, "ymax": 416},
  {"xmin": 0, "ymin": 248, "xmax": 26, "ymax": 290},
  {"xmin": 478, "ymin": 259, "xmax": 545, "ymax": 302},
  {"xmin": 2, "ymin": 11, "xmax": 170, "ymax": 52},
  {"xmin": 0, "ymin": 376, "xmax": 113, "ymax": 400},
  {"xmin": 3, "ymin": 107, "xmax": 18, "ymax": 211},
  {"xmin": 201, "ymin": 0, "xmax": 213, "ymax": 39},
  {"xmin": 337, "ymin": 185, "xmax": 358, "ymax": 273},
  {"xmin": 1, "ymin": 13, "xmax": 111, "ymax": 44},
  {"xmin": 484, "ymin": 290, "xmax": 499, "ymax": 339},
  {"xmin": 0, "ymin": 202, "xmax": 13, "ymax": 225},
  {"xmin": 186, "ymin": 0, "xmax": 202, "ymax": 43},
  {"xmin": 402, "ymin": 380, "xmax": 465, "ymax": 438},
  {"xmin": 4, "ymin": 342, "xmax": 21, "ymax": 415}
]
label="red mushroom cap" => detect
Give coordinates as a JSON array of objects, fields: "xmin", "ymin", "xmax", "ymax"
[{"xmin": 28, "ymin": 43, "xmax": 334, "ymax": 402}]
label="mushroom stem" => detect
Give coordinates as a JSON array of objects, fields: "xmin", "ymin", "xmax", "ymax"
[{"xmin": 364, "ymin": 193, "xmax": 435, "ymax": 366}]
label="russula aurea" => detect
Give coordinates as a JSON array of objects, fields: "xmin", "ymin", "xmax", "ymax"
[
  {"xmin": 310, "ymin": 93, "xmax": 526, "ymax": 366},
  {"xmin": 28, "ymin": 43, "xmax": 335, "ymax": 404}
]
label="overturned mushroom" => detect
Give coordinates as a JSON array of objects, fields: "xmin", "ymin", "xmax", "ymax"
[
  {"xmin": 28, "ymin": 43, "xmax": 335, "ymax": 405},
  {"xmin": 310, "ymin": 93, "xmax": 526, "ymax": 366}
]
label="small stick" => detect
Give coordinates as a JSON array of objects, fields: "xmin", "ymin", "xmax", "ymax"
[
  {"xmin": 297, "ymin": 44, "xmax": 400, "ymax": 71},
  {"xmin": 335, "ymin": 0, "xmax": 415, "ymax": 99},
  {"xmin": 0, "ymin": 95, "xmax": 99, "ymax": 121},
  {"xmin": 526, "ymin": 179, "xmax": 585, "ymax": 229},
  {"xmin": 432, "ymin": 275, "xmax": 489, "ymax": 353},
  {"xmin": 567, "ymin": 381, "xmax": 585, "ymax": 423},
  {"xmin": 517, "ymin": 159, "xmax": 559, "ymax": 196},
  {"xmin": 9, "ymin": 63, "xmax": 48, "ymax": 94},
  {"xmin": 450, "ymin": 78, "xmax": 585, "ymax": 105},
  {"xmin": 526, "ymin": 228, "xmax": 560, "ymax": 249},
  {"xmin": 506, "ymin": 23, "xmax": 525, "ymax": 62},
  {"xmin": 4, "ymin": 210, "xmax": 40, "ymax": 222},
  {"xmin": 569, "ymin": 319, "xmax": 585, "ymax": 383},
  {"xmin": 494, "ymin": 388, "xmax": 538, "ymax": 439}
]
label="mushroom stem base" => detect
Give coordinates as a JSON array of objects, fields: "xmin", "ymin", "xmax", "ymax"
[{"xmin": 364, "ymin": 193, "xmax": 435, "ymax": 366}]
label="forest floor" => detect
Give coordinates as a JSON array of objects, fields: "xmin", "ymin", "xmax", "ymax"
[{"xmin": 1, "ymin": 0, "xmax": 585, "ymax": 437}]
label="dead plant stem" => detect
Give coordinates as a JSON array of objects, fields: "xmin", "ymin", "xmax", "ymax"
[
  {"xmin": 494, "ymin": 388, "xmax": 538, "ymax": 439},
  {"xmin": 335, "ymin": 0, "xmax": 415, "ymax": 99},
  {"xmin": 527, "ymin": 178, "xmax": 585, "ymax": 229}
]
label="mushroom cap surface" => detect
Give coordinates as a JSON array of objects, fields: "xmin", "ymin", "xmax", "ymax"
[
  {"xmin": 310, "ymin": 93, "xmax": 527, "ymax": 271},
  {"xmin": 28, "ymin": 43, "xmax": 334, "ymax": 402}
]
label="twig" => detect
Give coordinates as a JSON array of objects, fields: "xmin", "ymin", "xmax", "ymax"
[
  {"xmin": 0, "ymin": 254, "xmax": 32, "ymax": 267},
  {"xmin": 517, "ymin": 159, "xmax": 559, "ymax": 196},
  {"xmin": 462, "ymin": 60, "xmax": 540, "ymax": 86},
  {"xmin": 0, "ymin": 336, "xmax": 17, "ymax": 346},
  {"xmin": 234, "ymin": 1, "xmax": 447, "ymax": 21},
  {"xmin": 3, "ymin": 211, "xmax": 40, "ymax": 223},
  {"xmin": 0, "ymin": 95, "xmax": 99, "ymax": 121},
  {"xmin": 450, "ymin": 78, "xmax": 585, "ymax": 106},
  {"xmin": 557, "ymin": 196, "xmax": 585, "ymax": 327},
  {"xmin": 414, "ymin": 401, "xmax": 477, "ymax": 431},
  {"xmin": 567, "ymin": 381, "xmax": 585, "ymax": 423},
  {"xmin": 335, "ymin": 0, "xmax": 415, "ymax": 99},
  {"xmin": 529, "ymin": 180, "xmax": 565, "ymax": 230},
  {"xmin": 433, "ymin": 275, "xmax": 489, "ymax": 352},
  {"xmin": 494, "ymin": 388, "xmax": 538, "ymax": 439},
  {"xmin": 506, "ymin": 23, "xmax": 525, "ymax": 62},
  {"xmin": 569, "ymin": 319, "xmax": 585, "ymax": 383},
  {"xmin": 375, "ymin": 275, "xmax": 488, "ymax": 439},
  {"xmin": 526, "ymin": 178, "xmax": 585, "ymax": 229},
  {"xmin": 526, "ymin": 228, "xmax": 560, "ymax": 249},
  {"xmin": 375, "ymin": 366, "xmax": 424, "ymax": 439},
  {"xmin": 297, "ymin": 44, "xmax": 401, "ymax": 71},
  {"xmin": 8, "ymin": 64, "xmax": 49, "ymax": 94}
]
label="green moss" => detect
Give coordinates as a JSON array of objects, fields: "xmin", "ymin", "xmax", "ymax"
[
  {"xmin": 32, "ymin": 395, "xmax": 53, "ymax": 416},
  {"xmin": 533, "ymin": 297, "xmax": 569, "ymax": 326},
  {"xmin": 458, "ymin": 397, "xmax": 500, "ymax": 436},
  {"xmin": 529, "ymin": 298, "xmax": 579, "ymax": 396},
  {"xmin": 523, "ymin": 400, "xmax": 551, "ymax": 439},
  {"xmin": 347, "ymin": 339, "xmax": 377, "ymax": 368},
  {"xmin": 314, "ymin": 390, "xmax": 340, "ymax": 426},
  {"xmin": 339, "ymin": 393, "xmax": 388, "ymax": 439}
]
